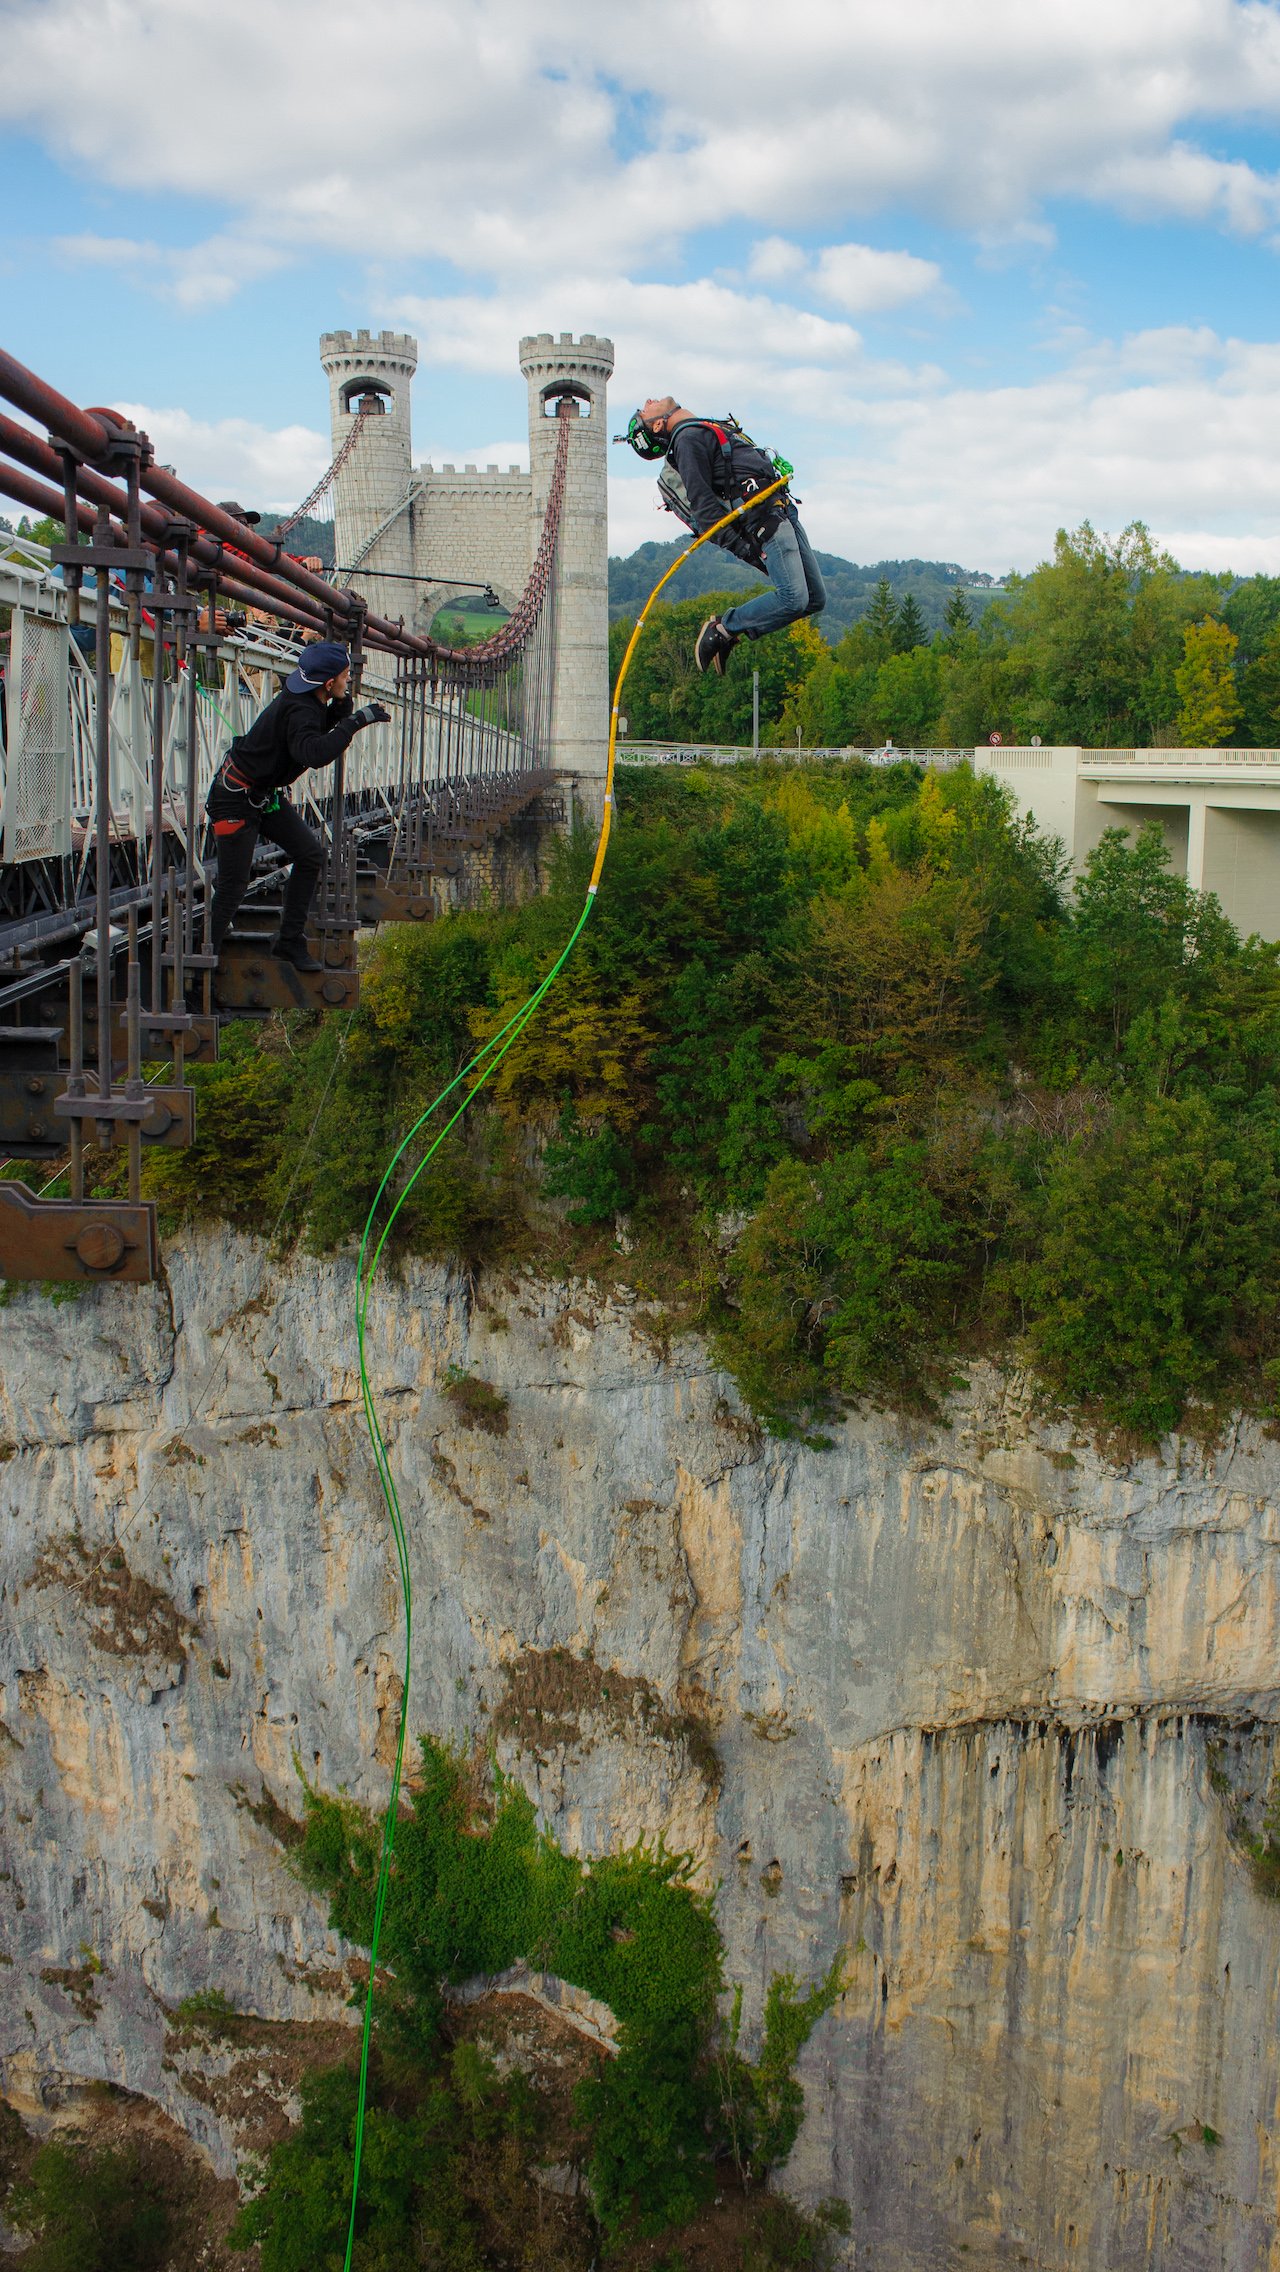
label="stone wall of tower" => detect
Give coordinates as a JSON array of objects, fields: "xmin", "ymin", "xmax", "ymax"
[
  {"xmin": 410, "ymin": 465, "xmax": 533, "ymax": 624},
  {"xmin": 521, "ymin": 332, "xmax": 615, "ymax": 798},
  {"xmin": 319, "ymin": 328, "xmax": 417, "ymax": 628}
]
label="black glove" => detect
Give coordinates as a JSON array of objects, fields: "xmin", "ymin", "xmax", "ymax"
[{"xmin": 351, "ymin": 701, "xmax": 392, "ymax": 728}]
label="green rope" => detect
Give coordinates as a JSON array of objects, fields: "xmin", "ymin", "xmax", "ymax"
[
  {"xmin": 343, "ymin": 900, "xmax": 591, "ymax": 2269},
  {"xmin": 340, "ymin": 472, "xmax": 787, "ymax": 2268}
]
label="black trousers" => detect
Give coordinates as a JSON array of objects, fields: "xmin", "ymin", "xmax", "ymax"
[{"xmin": 207, "ymin": 781, "xmax": 326, "ymax": 956}]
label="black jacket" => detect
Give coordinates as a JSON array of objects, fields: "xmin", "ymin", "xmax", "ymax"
[
  {"xmin": 224, "ymin": 687, "xmax": 359, "ymax": 794},
  {"xmin": 666, "ymin": 421, "xmax": 782, "ymax": 559}
]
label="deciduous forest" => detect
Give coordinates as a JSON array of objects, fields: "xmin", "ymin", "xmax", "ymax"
[{"xmin": 610, "ymin": 523, "xmax": 1280, "ymax": 750}]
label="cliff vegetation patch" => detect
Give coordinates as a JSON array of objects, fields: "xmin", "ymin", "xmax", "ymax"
[
  {"xmin": 492, "ymin": 1646, "xmax": 721, "ymax": 1788},
  {"xmin": 230, "ymin": 1741, "xmax": 842, "ymax": 2265},
  {"xmin": 0, "ymin": 2082, "xmax": 245, "ymax": 2270},
  {"xmin": 442, "ymin": 1364, "xmax": 511, "ymax": 1434},
  {"xmin": 27, "ymin": 1535, "xmax": 195, "ymax": 1664}
]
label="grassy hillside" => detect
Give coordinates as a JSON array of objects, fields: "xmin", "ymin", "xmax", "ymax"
[{"xmin": 255, "ymin": 512, "xmax": 336, "ymax": 567}]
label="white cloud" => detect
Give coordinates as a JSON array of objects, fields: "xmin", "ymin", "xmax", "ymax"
[
  {"xmin": 1094, "ymin": 141, "xmax": 1280, "ymax": 234},
  {"xmin": 55, "ymin": 232, "xmax": 285, "ymax": 309},
  {"xmin": 744, "ymin": 237, "xmax": 942, "ymax": 314},
  {"xmin": 747, "ymin": 237, "xmax": 809, "ymax": 283},
  {"xmin": 112, "ymin": 404, "xmax": 329, "ymax": 512},
  {"xmin": 389, "ymin": 276, "xmax": 937, "ymax": 437},
  {"xmin": 813, "ymin": 244, "xmax": 942, "ymax": 314},
  {"xmin": 401, "ymin": 276, "xmax": 864, "ymax": 372},
  {"xmin": 5, "ymin": 0, "xmax": 1280, "ymax": 291},
  {"xmin": 793, "ymin": 330, "xmax": 1280, "ymax": 573}
]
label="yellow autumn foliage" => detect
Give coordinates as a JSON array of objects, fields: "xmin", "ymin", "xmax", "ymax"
[
  {"xmin": 469, "ymin": 972, "xmax": 655, "ymax": 1126},
  {"xmin": 799, "ymin": 866, "xmax": 990, "ymax": 1069},
  {"xmin": 764, "ymin": 773, "xmax": 861, "ymax": 889}
]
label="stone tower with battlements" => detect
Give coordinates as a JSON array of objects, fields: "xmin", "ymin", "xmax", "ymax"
[
  {"xmin": 318, "ymin": 329, "xmax": 418, "ymax": 624},
  {"xmin": 520, "ymin": 333, "xmax": 615, "ymax": 795},
  {"xmin": 321, "ymin": 326, "xmax": 614, "ymax": 792}
]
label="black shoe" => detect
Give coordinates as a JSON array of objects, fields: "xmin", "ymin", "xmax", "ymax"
[
  {"xmin": 270, "ymin": 934, "xmax": 324, "ymax": 975},
  {"xmin": 694, "ymin": 616, "xmax": 737, "ymax": 676}
]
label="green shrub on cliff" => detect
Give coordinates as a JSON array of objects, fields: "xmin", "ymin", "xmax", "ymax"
[
  {"xmin": 238, "ymin": 1741, "xmax": 842, "ymax": 2257},
  {"xmin": 8, "ymin": 2139, "xmax": 169, "ymax": 2270},
  {"xmin": 141, "ymin": 1018, "xmax": 291, "ymax": 1227}
]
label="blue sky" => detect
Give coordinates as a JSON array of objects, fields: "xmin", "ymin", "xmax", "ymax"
[{"xmin": 5, "ymin": 0, "xmax": 1280, "ymax": 573}]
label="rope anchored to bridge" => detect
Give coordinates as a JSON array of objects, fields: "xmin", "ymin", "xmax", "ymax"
[{"xmin": 342, "ymin": 471, "xmax": 788, "ymax": 2267}]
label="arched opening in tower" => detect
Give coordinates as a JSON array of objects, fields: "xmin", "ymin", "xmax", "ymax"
[
  {"xmin": 539, "ymin": 381, "xmax": 592, "ymax": 418},
  {"xmin": 340, "ymin": 377, "xmax": 393, "ymax": 416}
]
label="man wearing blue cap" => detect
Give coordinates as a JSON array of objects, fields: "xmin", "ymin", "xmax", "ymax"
[{"xmin": 206, "ymin": 640, "xmax": 390, "ymax": 973}]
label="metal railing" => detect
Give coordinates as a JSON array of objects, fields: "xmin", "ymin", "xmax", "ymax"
[{"xmin": 617, "ymin": 739, "xmax": 971, "ymax": 767}]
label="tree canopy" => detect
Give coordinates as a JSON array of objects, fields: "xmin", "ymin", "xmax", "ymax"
[{"xmin": 610, "ymin": 521, "xmax": 1278, "ymax": 751}]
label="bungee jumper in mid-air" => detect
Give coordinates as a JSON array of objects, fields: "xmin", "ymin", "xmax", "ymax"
[
  {"xmin": 617, "ymin": 398, "xmax": 825, "ymax": 674},
  {"xmin": 206, "ymin": 638, "xmax": 391, "ymax": 973}
]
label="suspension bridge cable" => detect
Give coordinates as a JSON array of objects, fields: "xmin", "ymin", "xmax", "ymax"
[{"xmin": 341, "ymin": 473, "xmax": 789, "ymax": 2269}]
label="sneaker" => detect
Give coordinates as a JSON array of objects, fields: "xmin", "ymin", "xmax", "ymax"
[
  {"xmin": 270, "ymin": 934, "xmax": 324, "ymax": 974},
  {"xmin": 694, "ymin": 616, "xmax": 737, "ymax": 675}
]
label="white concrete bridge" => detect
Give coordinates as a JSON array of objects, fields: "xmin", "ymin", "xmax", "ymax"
[{"xmin": 976, "ymin": 745, "xmax": 1280, "ymax": 939}]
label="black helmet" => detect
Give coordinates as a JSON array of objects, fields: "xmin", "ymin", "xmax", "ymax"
[{"xmin": 613, "ymin": 408, "xmax": 670, "ymax": 461}]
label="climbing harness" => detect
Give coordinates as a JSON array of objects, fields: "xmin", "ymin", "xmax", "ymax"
[
  {"xmin": 342, "ymin": 470, "xmax": 789, "ymax": 2269},
  {"xmin": 656, "ymin": 420, "xmax": 788, "ymax": 543},
  {"xmin": 211, "ymin": 756, "xmax": 281, "ymax": 815}
]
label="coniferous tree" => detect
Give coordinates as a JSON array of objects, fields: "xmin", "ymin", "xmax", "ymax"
[
  {"xmin": 943, "ymin": 587, "xmax": 973, "ymax": 638},
  {"xmin": 894, "ymin": 593, "xmax": 927, "ymax": 652},
  {"xmin": 861, "ymin": 576, "xmax": 899, "ymax": 658}
]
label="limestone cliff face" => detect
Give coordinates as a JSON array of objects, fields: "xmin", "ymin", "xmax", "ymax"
[{"xmin": 2, "ymin": 1232, "xmax": 1280, "ymax": 2268}]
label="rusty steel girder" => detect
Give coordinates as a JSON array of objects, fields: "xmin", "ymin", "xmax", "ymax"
[
  {"xmin": 137, "ymin": 1011, "xmax": 220, "ymax": 1068},
  {"xmin": 357, "ymin": 876, "xmax": 436, "ymax": 924},
  {"xmin": 0, "ymin": 1181, "xmax": 158, "ymax": 1284},
  {"xmin": 215, "ymin": 936, "xmax": 359, "ymax": 1015},
  {"xmin": 0, "ymin": 1068, "xmax": 195, "ymax": 1156}
]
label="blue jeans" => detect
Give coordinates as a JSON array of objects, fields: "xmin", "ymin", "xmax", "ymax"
[{"xmin": 722, "ymin": 507, "xmax": 826, "ymax": 640}]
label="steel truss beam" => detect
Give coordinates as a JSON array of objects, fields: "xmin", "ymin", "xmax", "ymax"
[{"xmin": 0, "ymin": 348, "xmax": 573, "ymax": 1284}]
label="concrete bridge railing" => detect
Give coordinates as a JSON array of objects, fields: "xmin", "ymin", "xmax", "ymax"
[{"xmin": 978, "ymin": 743, "xmax": 1280, "ymax": 941}]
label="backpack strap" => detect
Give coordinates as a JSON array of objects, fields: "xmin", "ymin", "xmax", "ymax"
[
  {"xmin": 705, "ymin": 423, "xmax": 737, "ymax": 498},
  {"xmin": 671, "ymin": 418, "xmax": 741, "ymax": 501}
]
